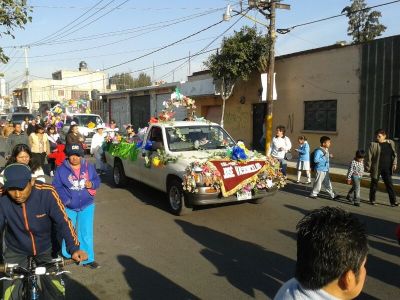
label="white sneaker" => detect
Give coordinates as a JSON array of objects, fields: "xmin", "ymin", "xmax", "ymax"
[{"xmin": 50, "ymin": 171, "xmax": 54, "ymax": 177}]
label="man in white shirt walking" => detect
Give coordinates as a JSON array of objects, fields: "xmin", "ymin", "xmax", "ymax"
[{"xmin": 90, "ymin": 124, "xmax": 107, "ymax": 175}]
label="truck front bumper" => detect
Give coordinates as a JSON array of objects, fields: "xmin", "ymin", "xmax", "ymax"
[{"xmin": 186, "ymin": 186, "xmax": 278, "ymax": 206}]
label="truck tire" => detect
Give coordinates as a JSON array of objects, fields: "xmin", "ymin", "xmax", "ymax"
[
  {"xmin": 113, "ymin": 160, "xmax": 127, "ymax": 187},
  {"xmin": 167, "ymin": 178, "xmax": 192, "ymax": 216}
]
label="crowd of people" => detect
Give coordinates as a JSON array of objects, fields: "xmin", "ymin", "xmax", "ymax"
[{"xmin": 269, "ymin": 125, "xmax": 398, "ymax": 207}]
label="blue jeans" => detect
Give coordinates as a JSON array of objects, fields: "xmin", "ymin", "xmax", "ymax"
[
  {"xmin": 278, "ymin": 158, "xmax": 287, "ymax": 176},
  {"xmin": 62, "ymin": 204, "xmax": 95, "ymax": 264},
  {"xmin": 348, "ymin": 176, "xmax": 361, "ymax": 203}
]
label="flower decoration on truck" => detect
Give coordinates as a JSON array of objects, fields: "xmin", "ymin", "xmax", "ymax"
[{"xmin": 183, "ymin": 155, "xmax": 285, "ymax": 197}]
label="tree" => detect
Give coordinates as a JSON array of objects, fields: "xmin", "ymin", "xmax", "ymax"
[
  {"xmin": 0, "ymin": 0, "xmax": 32, "ymax": 63},
  {"xmin": 110, "ymin": 72, "xmax": 152, "ymax": 90},
  {"xmin": 342, "ymin": 0, "xmax": 386, "ymax": 43},
  {"xmin": 204, "ymin": 26, "xmax": 270, "ymax": 127}
]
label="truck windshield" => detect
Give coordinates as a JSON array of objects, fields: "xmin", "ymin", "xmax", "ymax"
[
  {"xmin": 73, "ymin": 115, "xmax": 102, "ymax": 126},
  {"xmin": 166, "ymin": 125, "xmax": 235, "ymax": 152}
]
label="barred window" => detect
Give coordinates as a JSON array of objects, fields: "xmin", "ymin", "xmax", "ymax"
[{"xmin": 304, "ymin": 100, "xmax": 337, "ymax": 132}]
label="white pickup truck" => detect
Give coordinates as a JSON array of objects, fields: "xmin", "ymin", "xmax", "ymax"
[{"xmin": 105, "ymin": 121, "xmax": 283, "ymax": 215}]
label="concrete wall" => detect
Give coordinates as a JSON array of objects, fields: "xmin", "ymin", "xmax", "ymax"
[{"xmin": 194, "ymin": 45, "xmax": 361, "ymax": 164}]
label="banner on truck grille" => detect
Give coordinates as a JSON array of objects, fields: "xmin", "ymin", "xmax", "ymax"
[{"xmin": 208, "ymin": 160, "xmax": 269, "ymax": 197}]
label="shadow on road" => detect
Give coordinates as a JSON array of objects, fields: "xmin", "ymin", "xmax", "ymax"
[
  {"xmin": 117, "ymin": 255, "xmax": 199, "ymax": 300},
  {"xmin": 65, "ymin": 275, "xmax": 99, "ymax": 300},
  {"xmin": 283, "ymin": 204, "xmax": 400, "ymax": 292},
  {"xmin": 175, "ymin": 219, "xmax": 295, "ymax": 298}
]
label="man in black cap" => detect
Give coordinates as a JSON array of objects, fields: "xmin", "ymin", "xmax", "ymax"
[{"xmin": 0, "ymin": 163, "xmax": 88, "ymax": 299}]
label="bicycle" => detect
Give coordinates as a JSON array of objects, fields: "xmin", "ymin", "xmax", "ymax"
[{"xmin": 0, "ymin": 256, "xmax": 77, "ymax": 300}]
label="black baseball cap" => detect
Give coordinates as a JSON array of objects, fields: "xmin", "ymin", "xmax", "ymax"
[
  {"xmin": 65, "ymin": 143, "xmax": 84, "ymax": 157},
  {"xmin": 3, "ymin": 163, "xmax": 32, "ymax": 190}
]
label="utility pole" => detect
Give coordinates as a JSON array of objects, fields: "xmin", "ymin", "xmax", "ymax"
[
  {"xmin": 23, "ymin": 47, "xmax": 32, "ymax": 112},
  {"xmin": 248, "ymin": 0, "xmax": 290, "ymax": 154}
]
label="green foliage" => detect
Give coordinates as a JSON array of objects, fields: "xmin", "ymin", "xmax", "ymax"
[
  {"xmin": 0, "ymin": 0, "xmax": 32, "ymax": 63},
  {"xmin": 110, "ymin": 72, "xmax": 152, "ymax": 90},
  {"xmin": 204, "ymin": 26, "xmax": 271, "ymax": 91},
  {"xmin": 342, "ymin": 0, "xmax": 386, "ymax": 43}
]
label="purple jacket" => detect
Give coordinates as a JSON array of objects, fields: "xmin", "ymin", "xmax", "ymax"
[{"xmin": 52, "ymin": 158, "xmax": 100, "ymax": 211}]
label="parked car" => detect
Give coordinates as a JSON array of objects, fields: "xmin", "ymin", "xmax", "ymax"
[
  {"xmin": 60, "ymin": 113, "xmax": 104, "ymax": 149},
  {"xmin": 7, "ymin": 113, "xmax": 35, "ymax": 124},
  {"xmin": 105, "ymin": 121, "xmax": 283, "ymax": 215}
]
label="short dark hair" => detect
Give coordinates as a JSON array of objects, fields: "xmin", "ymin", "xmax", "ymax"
[
  {"xmin": 295, "ymin": 207, "xmax": 368, "ymax": 290},
  {"xmin": 355, "ymin": 149, "xmax": 365, "ymax": 159},
  {"xmin": 320, "ymin": 136, "xmax": 331, "ymax": 145},
  {"xmin": 276, "ymin": 125, "xmax": 286, "ymax": 136},
  {"xmin": 375, "ymin": 128, "xmax": 387, "ymax": 136},
  {"xmin": 68, "ymin": 124, "xmax": 78, "ymax": 134},
  {"xmin": 34, "ymin": 125, "xmax": 44, "ymax": 133},
  {"xmin": 13, "ymin": 123, "xmax": 21, "ymax": 128},
  {"xmin": 298, "ymin": 135, "xmax": 307, "ymax": 141}
]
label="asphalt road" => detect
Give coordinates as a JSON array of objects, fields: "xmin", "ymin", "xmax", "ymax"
[{"xmin": 0, "ymin": 140, "xmax": 399, "ymax": 299}]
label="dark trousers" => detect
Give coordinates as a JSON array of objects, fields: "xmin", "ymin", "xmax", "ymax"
[
  {"xmin": 3, "ymin": 248, "xmax": 65, "ymax": 300},
  {"xmin": 32, "ymin": 152, "xmax": 47, "ymax": 169},
  {"xmin": 369, "ymin": 168, "xmax": 397, "ymax": 205},
  {"xmin": 48, "ymin": 157, "xmax": 56, "ymax": 172}
]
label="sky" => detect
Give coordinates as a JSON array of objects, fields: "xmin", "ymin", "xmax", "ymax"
[{"xmin": 1, "ymin": 0, "xmax": 399, "ymax": 92}]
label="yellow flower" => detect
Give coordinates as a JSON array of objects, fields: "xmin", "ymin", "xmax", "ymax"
[
  {"xmin": 152, "ymin": 156, "xmax": 161, "ymax": 167},
  {"xmin": 87, "ymin": 122, "xmax": 96, "ymax": 129}
]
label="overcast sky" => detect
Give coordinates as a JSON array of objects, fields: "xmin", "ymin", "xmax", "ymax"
[{"xmin": 1, "ymin": 0, "xmax": 399, "ymax": 91}]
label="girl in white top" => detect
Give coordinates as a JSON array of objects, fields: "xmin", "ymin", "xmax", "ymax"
[
  {"xmin": 0, "ymin": 144, "xmax": 45, "ymax": 192},
  {"xmin": 268, "ymin": 125, "xmax": 292, "ymax": 176},
  {"xmin": 90, "ymin": 125, "xmax": 108, "ymax": 175}
]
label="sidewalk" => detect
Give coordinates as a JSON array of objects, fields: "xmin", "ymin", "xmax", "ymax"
[{"xmin": 286, "ymin": 161, "xmax": 400, "ymax": 196}]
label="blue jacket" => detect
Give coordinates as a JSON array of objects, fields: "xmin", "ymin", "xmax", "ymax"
[
  {"xmin": 52, "ymin": 158, "xmax": 100, "ymax": 211},
  {"xmin": 0, "ymin": 182, "xmax": 80, "ymax": 256},
  {"xmin": 297, "ymin": 142, "xmax": 310, "ymax": 161},
  {"xmin": 314, "ymin": 147, "xmax": 330, "ymax": 172}
]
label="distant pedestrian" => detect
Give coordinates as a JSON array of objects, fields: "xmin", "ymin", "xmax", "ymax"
[
  {"xmin": 52, "ymin": 144, "xmax": 101, "ymax": 269},
  {"xmin": 294, "ymin": 136, "xmax": 311, "ymax": 184},
  {"xmin": 107, "ymin": 119, "xmax": 119, "ymax": 140},
  {"xmin": 269, "ymin": 125, "xmax": 292, "ymax": 176},
  {"xmin": 309, "ymin": 136, "xmax": 339, "ymax": 200},
  {"xmin": 90, "ymin": 124, "xmax": 107, "ymax": 175},
  {"xmin": 365, "ymin": 129, "xmax": 398, "ymax": 206},
  {"xmin": 20, "ymin": 116, "xmax": 30, "ymax": 132},
  {"xmin": 5, "ymin": 123, "xmax": 29, "ymax": 159},
  {"xmin": 29, "ymin": 124, "xmax": 50, "ymax": 169},
  {"xmin": 346, "ymin": 150, "xmax": 365, "ymax": 207},
  {"xmin": 26, "ymin": 118, "xmax": 37, "ymax": 136},
  {"xmin": 66, "ymin": 124, "xmax": 85, "ymax": 146},
  {"xmin": 274, "ymin": 207, "xmax": 368, "ymax": 300},
  {"xmin": 47, "ymin": 125, "xmax": 61, "ymax": 177}
]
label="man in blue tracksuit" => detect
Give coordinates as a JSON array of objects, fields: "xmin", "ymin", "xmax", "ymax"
[
  {"xmin": 52, "ymin": 144, "xmax": 101, "ymax": 269},
  {"xmin": 310, "ymin": 136, "xmax": 339, "ymax": 200},
  {"xmin": 0, "ymin": 163, "xmax": 87, "ymax": 299}
]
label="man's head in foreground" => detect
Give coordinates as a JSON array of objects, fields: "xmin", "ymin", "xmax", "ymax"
[
  {"xmin": 3, "ymin": 163, "xmax": 35, "ymax": 204},
  {"xmin": 295, "ymin": 207, "xmax": 368, "ymax": 299}
]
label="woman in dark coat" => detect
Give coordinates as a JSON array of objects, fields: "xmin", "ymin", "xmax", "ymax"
[{"xmin": 365, "ymin": 129, "xmax": 398, "ymax": 206}]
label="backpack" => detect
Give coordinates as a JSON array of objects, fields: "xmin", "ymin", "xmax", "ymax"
[{"xmin": 310, "ymin": 149, "xmax": 317, "ymax": 171}]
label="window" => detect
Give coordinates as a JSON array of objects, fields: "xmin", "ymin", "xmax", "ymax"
[
  {"xmin": 71, "ymin": 90, "xmax": 89, "ymax": 100},
  {"xmin": 58, "ymin": 90, "xmax": 64, "ymax": 97},
  {"xmin": 304, "ymin": 100, "xmax": 337, "ymax": 132}
]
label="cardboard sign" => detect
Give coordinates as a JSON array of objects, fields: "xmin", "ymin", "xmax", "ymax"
[{"xmin": 209, "ymin": 160, "xmax": 268, "ymax": 197}]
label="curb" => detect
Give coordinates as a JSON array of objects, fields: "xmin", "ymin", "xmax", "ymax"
[{"xmin": 287, "ymin": 166, "xmax": 400, "ymax": 196}]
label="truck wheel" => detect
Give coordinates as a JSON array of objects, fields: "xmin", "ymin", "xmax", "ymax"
[
  {"xmin": 167, "ymin": 179, "xmax": 192, "ymax": 216},
  {"xmin": 113, "ymin": 161, "xmax": 127, "ymax": 187}
]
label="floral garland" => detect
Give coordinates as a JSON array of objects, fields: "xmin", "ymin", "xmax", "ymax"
[
  {"xmin": 182, "ymin": 154, "xmax": 286, "ymax": 196},
  {"xmin": 144, "ymin": 149, "xmax": 178, "ymax": 168},
  {"xmin": 157, "ymin": 88, "xmax": 196, "ymax": 122}
]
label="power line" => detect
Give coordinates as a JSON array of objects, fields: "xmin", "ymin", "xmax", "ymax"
[
  {"xmin": 280, "ymin": 0, "xmax": 400, "ymax": 33},
  {"xmin": 29, "ymin": 5, "xmax": 219, "ymax": 11},
  {"xmin": 37, "ymin": 0, "xmax": 130, "ymax": 45},
  {"xmin": 28, "ymin": 0, "xmax": 108, "ymax": 46},
  {"xmin": 157, "ymin": 10, "xmax": 247, "ymax": 81}
]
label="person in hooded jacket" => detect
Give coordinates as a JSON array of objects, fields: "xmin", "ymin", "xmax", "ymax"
[{"xmin": 52, "ymin": 143, "xmax": 101, "ymax": 269}]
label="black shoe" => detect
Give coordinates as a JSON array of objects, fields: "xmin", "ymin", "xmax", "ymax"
[
  {"xmin": 370, "ymin": 201, "xmax": 376, "ymax": 206},
  {"xmin": 309, "ymin": 195, "xmax": 317, "ymax": 199},
  {"xmin": 84, "ymin": 261, "xmax": 101, "ymax": 269},
  {"xmin": 391, "ymin": 202, "xmax": 399, "ymax": 207},
  {"xmin": 354, "ymin": 202, "xmax": 360, "ymax": 207},
  {"xmin": 346, "ymin": 195, "xmax": 351, "ymax": 201},
  {"xmin": 331, "ymin": 195, "xmax": 340, "ymax": 200}
]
